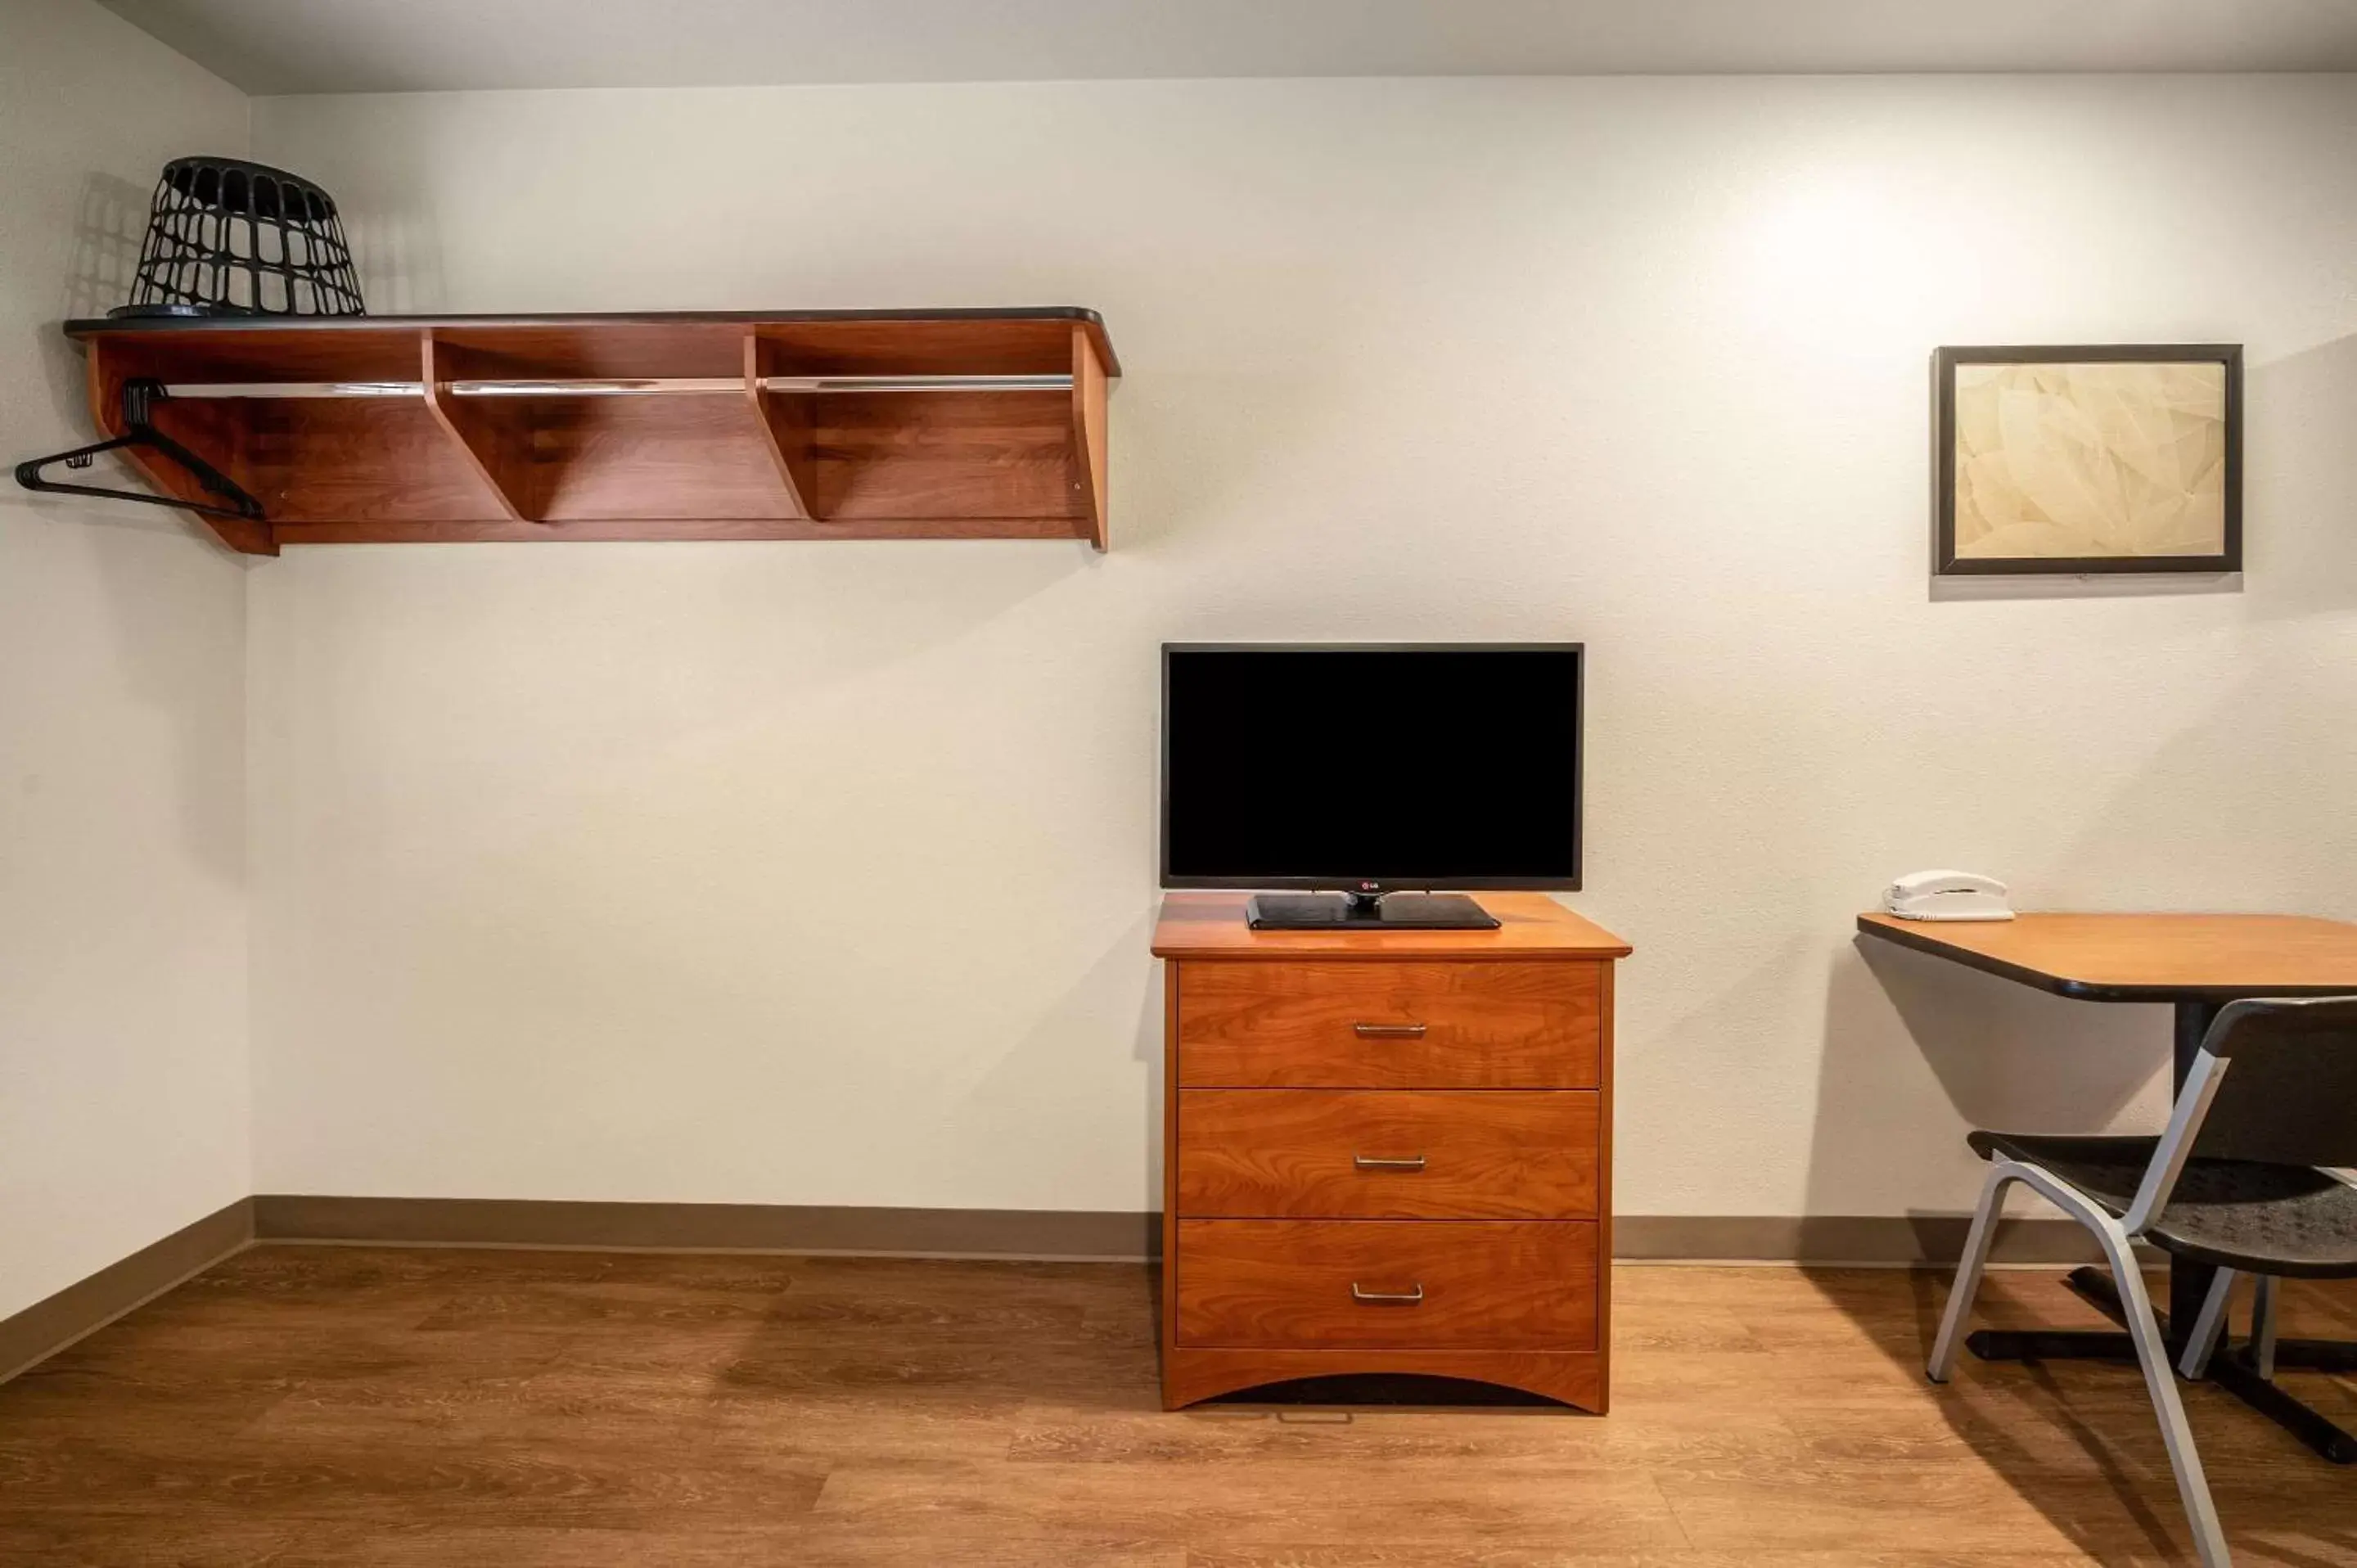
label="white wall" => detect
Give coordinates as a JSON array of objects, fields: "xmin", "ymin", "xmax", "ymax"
[
  {"xmin": 0, "ymin": 0, "xmax": 250, "ymax": 1318},
  {"xmin": 245, "ymin": 75, "xmax": 2357, "ymax": 1220}
]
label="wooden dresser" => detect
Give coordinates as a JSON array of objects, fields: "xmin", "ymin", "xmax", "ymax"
[{"xmin": 1151, "ymin": 892, "xmax": 1630, "ymax": 1411}]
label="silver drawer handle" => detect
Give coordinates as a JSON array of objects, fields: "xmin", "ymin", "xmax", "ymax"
[
  {"xmin": 1352, "ymin": 1154, "xmax": 1427, "ymax": 1170},
  {"xmin": 1352, "ymin": 1022, "xmax": 1427, "ymax": 1039},
  {"xmin": 1350, "ymin": 1282, "xmax": 1425, "ymax": 1305}
]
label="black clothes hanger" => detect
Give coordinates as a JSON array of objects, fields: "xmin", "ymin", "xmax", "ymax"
[{"xmin": 14, "ymin": 378, "xmax": 264, "ymax": 522}]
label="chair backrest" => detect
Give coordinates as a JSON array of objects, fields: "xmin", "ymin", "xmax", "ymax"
[{"xmin": 2188, "ymin": 996, "xmax": 2357, "ymax": 1169}]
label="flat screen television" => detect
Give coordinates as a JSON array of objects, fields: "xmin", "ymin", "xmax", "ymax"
[{"xmin": 1160, "ymin": 642, "xmax": 1582, "ymax": 929}]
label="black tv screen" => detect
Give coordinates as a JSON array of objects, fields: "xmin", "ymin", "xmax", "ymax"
[{"xmin": 1160, "ymin": 643, "xmax": 1582, "ymax": 890}]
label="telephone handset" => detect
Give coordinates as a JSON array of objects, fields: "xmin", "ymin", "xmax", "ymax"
[{"xmin": 1885, "ymin": 869, "xmax": 2014, "ymax": 922}]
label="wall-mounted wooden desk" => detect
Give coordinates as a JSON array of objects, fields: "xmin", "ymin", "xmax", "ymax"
[{"xmin": 1857, "ymin": 910, "xmax": 2357, "ymax": 1462}]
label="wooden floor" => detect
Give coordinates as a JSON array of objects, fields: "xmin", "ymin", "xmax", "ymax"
[{"xmin": 3, "ymin": 1247, "xmax": 2356, "ymax": 1565}]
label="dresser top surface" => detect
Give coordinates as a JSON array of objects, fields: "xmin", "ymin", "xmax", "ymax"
[{"xmin": 1152, "ymin": 893, "xmax": 1630, "ymax": 960}]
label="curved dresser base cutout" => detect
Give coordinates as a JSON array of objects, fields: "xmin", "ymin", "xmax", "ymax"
[{"xmin": 1161, "ymin": 1348, "xmax": 1605, "ymax": 1413}]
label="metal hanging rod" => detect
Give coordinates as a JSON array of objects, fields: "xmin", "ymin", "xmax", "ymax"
[{"xmin": 157, "ymin": 373, "xmax": 1072, "ymax": 400}]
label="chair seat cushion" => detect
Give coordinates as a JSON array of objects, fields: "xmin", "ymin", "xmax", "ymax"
[{"xmin": 1967, "ymin": 1131, "xmax": 2357, "ymax": 1277}]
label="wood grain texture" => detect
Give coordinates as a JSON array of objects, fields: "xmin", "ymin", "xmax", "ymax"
[
  {"xmin": 1156, "ymin": 1345, "xmax": 1605, "ymax": 1413},
  {"xmin": 1177, "ymin": 1090, "xmax": 1599, "ymax": 1219},
  {"xmin": 5, "ymin": 1247, "xmax": 2357, "ymax": 1564},
  {"xmin": 65, "ymin": 311, "xmax": 1122, "ymax": 381},
  {"xmin": 1857, "ymin": 910, "xmax": 2357, "ymax": 1000},
  {"xmin": 1072, "ymin": 322, "xmax": 1111, "ymax": 550},
  {"xmin": 246, "ymin": 398, "xmax": 497, "ymax": 523},
  {"xmin": 84, "ymin": 338, "xmax": 276, "ymax": 556},
  {"xmin": 1161, "ymin": 966, "xmax": 1184, "ymax": 1414},
  {"xmin": 59, "ymin": 311, "xmax": 1118, "ymax": 547},
  {"xmin": 1153, "ymin": 891, "xmax": 1630, "ymax": 961},
  {"xmin": 815, "ymin": 390, "xmax": 1085, "ymax": 529},
  {"xmin": 530, "ymin": 394, "xmax": 795, "ymax": 520},
  {"xmin": 0, "ymin": 1200, "xmax": 253, "ymax": 1382},
  {"xmin": 421, "ymin": 333, "xmax": 537, "ymax": 521},
  {"xmin": 744, "ymin": 332, "xmax": 816, "ymax": 519},
  {"xmin": 1160, "ymin": 897, "xmax": 1624, "ymax": 1413},
  {"xmin": 1175, "ymin": 1220, "xmax": 1598, "ymax": 1352},
  {"xmin": 1593, "ymin": 960, "xmax": 1615, "ymax": 1399},
  {"xmin": 1178, "ymin": 961, "xmax": 1601, "ymax": 1089},
  {"xmin": 266, "ymin": 516, "xmax": 1086, "ymax": 544}
]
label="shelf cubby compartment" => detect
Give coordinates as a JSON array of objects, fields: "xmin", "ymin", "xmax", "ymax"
[{"xmin": 63, "ymin": 308, "xmax": 1119, "ymax": 556}]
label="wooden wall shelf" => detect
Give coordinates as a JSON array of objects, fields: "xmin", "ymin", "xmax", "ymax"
[{"xmin": 61, "ymin": 309, "xmax": 1120, "ymax": 556}]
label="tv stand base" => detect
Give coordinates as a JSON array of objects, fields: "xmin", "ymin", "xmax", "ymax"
[{"xmin": 1246, "ymin": 891, "xmax": 1500, "ymax": 930}]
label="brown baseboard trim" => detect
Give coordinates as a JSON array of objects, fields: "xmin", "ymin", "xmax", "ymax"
[
  {"xmin": 1616, "ymin": 1214, "xmax": 2109, "ymax": 1266},
  {"xmin": 252, "ymin": 1200, "xmax": 2094, "ymax": 1268},
  {"xmin": 0, "ymin": 1198, "xmax": 254, "ymax": 1384},
  {"xmin": 253, "ymin": 1196, "xmax": 1163, "ymax": 1262},
  {"xmin": 0, "ymin": 1199, "xmax": 2102, "ymax": 1382},
  {"xmin": 0, "ymin": 1197, "xmax": 2121, "ymax": 1386}
]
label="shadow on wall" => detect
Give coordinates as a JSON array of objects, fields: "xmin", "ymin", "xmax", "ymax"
[
  {"xmin": 1042, "ymin": 258, "xmax": 1404, "ymax": 557},
  {"xmin": 2, "ymin": 173, "xmax": 247, "ymax": 888},
  {"xmin": 1806, "ymin": 935, "xmax": 2166, "ymax": 1248},
  {"xmin": 79, "ymin": 517, "xmax": 249, "ymax": 888},
  {"xmin": 1089, "ymin": 364, "xmax": 1356, "ymax": 558},
  {"xmin": 1820, "ymin": 332, "xmax": 2357, "ymax": 1237},
  {"xmin": 1929, "ymin": 569, "xmax": 2242, "ymax": 605},
  {"xmin": 329, "ymin": 547, "xmax": 1106, "ymax": 1177},
  {"xmin": 23, "ymin": 172, "xmax": 208, "ymax": 546},
  {"xmin": 24, "ymin": 173, "xmax": 150, "ymax": 450},
  {"xmin": 61, "ymin": 171, "xmax": 151, "ymax": 324},
  {"xmin": 949, "ymin": 908, "xmax": 1163, "ymax": 1218},
  {"xmin": 341, "ymin": 201, "xmax": 445, "ymax": 316},
  {"xmin": 2044, "ymin": 660, "xmax": 2357, "ymax": 921},
  {"xmin": 1923, "ymin": 332, "xmax": 2357, "ymax": 609},
  {"xmin": 2245, "ymin": 331, "xmax": 2357, "ymax": 624}
]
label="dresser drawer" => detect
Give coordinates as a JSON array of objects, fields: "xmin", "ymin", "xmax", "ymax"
[
  {"xmin": 1178, "ymin": 1089, "xmax": 1598, "ymax": 1219},
  {"xmin": 1177, "ymin": 961, "xmax": 1601, "ymax": 1088},
  {"xmin": 1174, "ymin": 1219, "xmax": 1598, "ymax": 1350}
]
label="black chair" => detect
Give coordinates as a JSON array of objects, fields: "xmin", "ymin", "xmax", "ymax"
[{"xmin": 1927, "ymin": 996, "xmax": 2357, "ymax": 1568}]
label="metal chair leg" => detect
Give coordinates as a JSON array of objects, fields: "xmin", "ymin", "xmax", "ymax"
[
  {"xmin": 1928, "ymin": 1162, "xmax": 2014, "ymax": 1383},
  {"xmin": 2179, "ymin": 1268, "xmax": 2238, "ymax": 1379},
  {"xmin": 1981, "ymin": 1163, "xmax": 2233, "ymax": 1566},
  {"xmin": 2251, "ymin": 1274, "xmax": 2279, "ymax": 1381},
  {"xmin": 2098, "ymin": 1223, "xmax": 2232, "ymax": 1568}
]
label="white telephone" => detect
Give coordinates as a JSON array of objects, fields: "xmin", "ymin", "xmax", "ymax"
[{"xmin": 1885, "ymin": 869, "xmax": 2015, "ymax": 922}]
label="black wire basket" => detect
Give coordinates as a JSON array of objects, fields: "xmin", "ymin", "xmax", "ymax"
[{"xmin": 113, "ymin": 156, "xmax": 365, "ymax": 319}]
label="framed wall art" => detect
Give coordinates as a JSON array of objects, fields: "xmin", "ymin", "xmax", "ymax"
[{"xmin": 1934, "ymin": 344, "xmax": 2242, "ymax": 575}]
